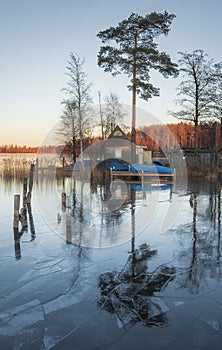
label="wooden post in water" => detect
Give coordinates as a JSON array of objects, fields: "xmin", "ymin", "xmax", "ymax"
[
  {"xmin": 35, "ymin": 158, "xmax": 39, "ymax": 183},
  {"xmin": 23, "ymin": 176, "xmax": 28, "ymax": 207},
  {"xmin": 66, "ymin": 206, "xmax": 72, "ymax": 244},
  {"xmin": 17, "ymin": 176, "xmax": 28, "ymax": 229},
  {"xmin": 14, "ymin": 228, "xmax": 21, "ymax": 260},
  {"xmin": 19, "ymin": 207, "xmax": 28, "ymax": 228},
  {"xmin": 62, "ymin": 192, "xmax": 66, "ymax": 212},
  {"xmin": 27, "ymin": 202, "xmax": 36, "ymax": 240},
  {"xmin": 29, "ymin": 163, "xmax": 35, "ymax": 193},
  {"xmin": 13, "ymin": 195, "xmax": 20, "ymax": 229},
  {"xmin": 27, "ymin": 164, "xmax": 35, "ymax": 204}
]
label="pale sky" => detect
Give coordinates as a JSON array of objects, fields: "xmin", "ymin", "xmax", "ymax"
[{"xmin": 1, "ymin": 0, "xmax": 222, "ymax": 146}]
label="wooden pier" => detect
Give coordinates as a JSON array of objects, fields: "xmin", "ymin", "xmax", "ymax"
[{"xmin": 110, "ymin": 169, "xmax": 174, "ymax": 185}]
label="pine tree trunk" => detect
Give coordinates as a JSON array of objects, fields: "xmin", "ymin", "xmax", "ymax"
[
  {"xmin": 131, "ymin": 35, "xmax": 137, "ymax": 163},
  {"xmin": 220, "ymin": 117, "xmax": 222, "ymax": 150},
  {"xmin": 131, "ymin": 36, "xmax": 137, "ymax": 146}
]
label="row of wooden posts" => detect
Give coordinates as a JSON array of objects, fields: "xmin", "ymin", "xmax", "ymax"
[
  {"xmin": 13, "ymin": 164, "xmax": 36, "ymax": 259},
  {"xmin": 12, "ymin": 163, "xmax": 73, "ymax": 259},
  {"xmin": 61, "ymin": 191, "xmax": 72, "ymax": 244}
]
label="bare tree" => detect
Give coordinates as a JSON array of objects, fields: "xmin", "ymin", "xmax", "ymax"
[
  {"xmin": 59, "ymin": 52, "xmax": 93, "ymax": 162},
  {"xmin": 103, "ymin": 92, "xmax": 125, "ymax": 138},
  {"xmin": 170, "ymin": 50, "xmax": 219, "ymax": 148},
  {"xmin": 213, "ymin": 63, "xmax": 222, "ymax": 149},
  {"xmin": 57, "ymin": 100, "xmax": 78, "ymax": 163}
]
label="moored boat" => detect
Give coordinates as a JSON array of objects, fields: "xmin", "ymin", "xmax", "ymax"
[{"xmin": 105, "ymin": 158, "xmax": 173, "ymax": 175}]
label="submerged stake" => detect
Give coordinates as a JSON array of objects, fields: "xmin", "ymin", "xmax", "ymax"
[{"xmin": 13, "ymin": 194, "xmax": 20, "ymax": 229}]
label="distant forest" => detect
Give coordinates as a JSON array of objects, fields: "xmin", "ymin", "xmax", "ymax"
[
  {"xmin": 0, "ymin": 122, "xmax": 221, "ymax": 154},
  {"xmin": 139, "ymin": 121, "xmax": 221, "ymax": 151},
  {"xmin": 0, "ymin": 145, "xmax": 55, "ymax": 154}
]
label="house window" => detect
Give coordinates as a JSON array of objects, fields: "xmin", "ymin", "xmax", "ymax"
[{"xmin": 115, "ymin": 148, "xmax": 122, "ymax": 158}]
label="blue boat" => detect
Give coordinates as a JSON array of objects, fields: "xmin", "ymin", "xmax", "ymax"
[
  {"xmin": 105, "ymin": 158, "xmax": 129, "ymax": 171},
  {"xmin": 130, "ymin": 163, "xmax": 173, "ymax": 175},
  {"xmin": 131, "ymin": 183, "xmax": 173, "ymax": 191},
  {"xmin": 105, "ymin": 158, "xmax": 173, "ymax": 175}
]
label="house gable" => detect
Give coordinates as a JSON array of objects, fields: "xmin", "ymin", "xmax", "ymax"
[{"xmin": 108, "ymin": 126, "xmax": 129, "ymax": 140}]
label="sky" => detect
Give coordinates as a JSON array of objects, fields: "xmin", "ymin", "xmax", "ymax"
[{"xmin": 1, "ymin": 0, "xmax": 222, "ymax": 146}]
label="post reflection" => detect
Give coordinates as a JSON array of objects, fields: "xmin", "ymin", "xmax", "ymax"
[{"xmin": 13, "ymin": 194, "xmax": 36, "ymax": 259}]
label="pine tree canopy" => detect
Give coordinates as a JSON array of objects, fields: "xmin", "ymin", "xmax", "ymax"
[{"xmin": 97, "ymin": 11, "xmax": 178, "ymax": 101}]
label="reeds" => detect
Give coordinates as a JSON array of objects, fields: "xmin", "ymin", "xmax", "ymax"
[
  {"xmin": 0, "ymin": 156, "xmax": 34, "ymax": 181},
  {"xmin": 186, "ymin": 164, "xmax": 222, "ymax": 180}
]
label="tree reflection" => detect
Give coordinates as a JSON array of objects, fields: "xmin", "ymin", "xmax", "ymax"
[
  {"xmin": 98, "ymin": 190, "xmax": 175, "ymax": 329},
  {"xmin": 98, "ymin": 243, "xmax": 175, "ymax": 328},
  {"xmin": 179, "ymin": 188, "xmax": 222, "ymax": 294},
  {"xmin": 207, "ymin": 188, "xmax": 221, "ymax": 267},
  {"xmin": 217, "ymin": 191, "xmax": 221, "ymax": 264}
]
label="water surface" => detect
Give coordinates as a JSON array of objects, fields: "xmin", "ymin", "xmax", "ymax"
[{"xmin": 0, "ymin": 157, "xmax": 222, "ymax": 349}]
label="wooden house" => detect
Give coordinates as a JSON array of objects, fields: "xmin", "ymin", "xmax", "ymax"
[{"xmin": 104, "ymin": 126, "xmax": 152, "ymax": 164}]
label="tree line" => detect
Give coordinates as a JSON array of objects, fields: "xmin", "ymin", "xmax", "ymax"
[
  {"xmin": 0, "ymin": 145, "xmax": 38, "ymax": 153},
  {"xmin": 140, "ymin": 121, "xmax": 221, "ymax": 151},
  {"xmin": 1, "ymin": 121, "xmax": 220, "ymax": 155},
  {"xmin": 59, "ymin": 121, "xmax": 222, "ymax": 159},
  {"xmin": 0, "ymin": 145, "xmax": 57, "ymax": 154}
]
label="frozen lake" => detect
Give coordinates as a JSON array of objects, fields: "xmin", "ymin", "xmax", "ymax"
[{"xmin": 1, "ymin": 157, "xmax": 222, "ymax": 349}]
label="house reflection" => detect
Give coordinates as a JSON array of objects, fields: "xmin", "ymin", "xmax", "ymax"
[{"xmin": 73, "ymin": 178, "xmax": 133, "ymax": 228}]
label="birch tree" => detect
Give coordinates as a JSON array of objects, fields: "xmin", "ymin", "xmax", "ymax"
[
  {"xmin": 58, "ymin": 100, "xmax": 78, "ymax": 163},
  {"xmin": 103, "ymin": 92, "xmax": 125, "ymax": 137},
  {"xmin": 59, "ymin": 52, "xmax": 92, "ymax": 162}
]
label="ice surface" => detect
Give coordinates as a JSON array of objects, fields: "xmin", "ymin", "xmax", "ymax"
[
  {"xmin": 0, "ymin": 299, "xmax": 44, "ymax": 336},
  {"xmin": 17, "ymin": 265, "xmax": 62, "ymax": 283},
  {"xmin": 174, "ymin": 301, "xmax": 185, "ymax": 307},
  {"xmin": 1, "ymin": 172, "xmax": 222, "ymax": 349},
  {"xmin": 149, "ymin": 297, "xmax": 169, "ymax": 315},
  {"xmin": 205, "ymin": 320, "xmax": 219, "ymax": 331}
]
